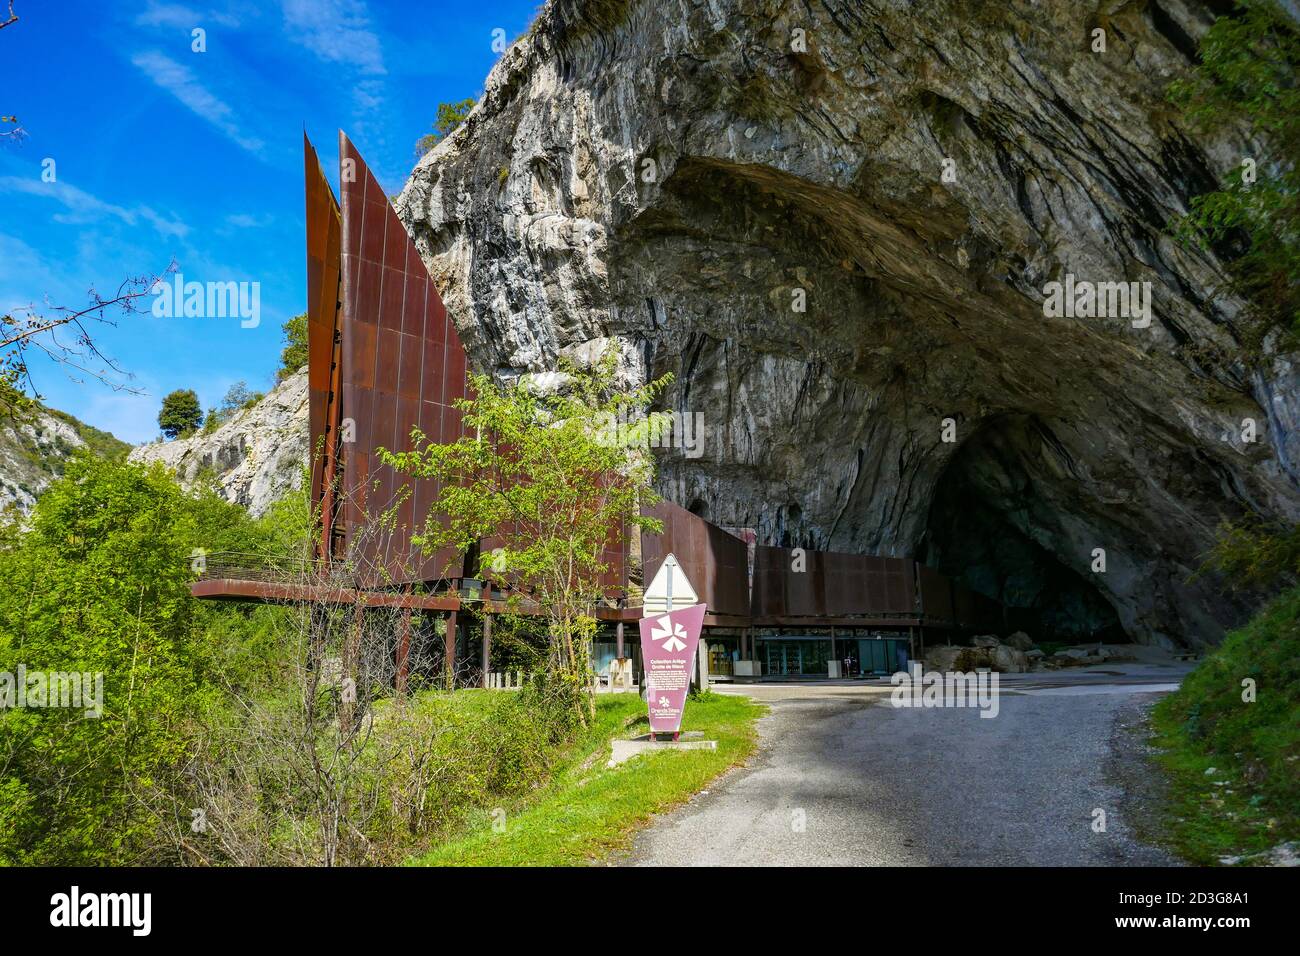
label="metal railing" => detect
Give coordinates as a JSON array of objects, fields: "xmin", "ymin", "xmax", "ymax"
[{"xmin": 191, "ymin": 550, "xmax": 316, "ymax": 583}]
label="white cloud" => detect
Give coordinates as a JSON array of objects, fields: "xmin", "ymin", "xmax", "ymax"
[
  {"xmin": 130, "ymin": 49, "xmax": 265, "ymax": 156},
  {"xmin": 224, "ymin": 212, "xmax": 272, "ymax": 229},
  {"xmin": 353, "ymin": 78, "xmax": 384, "ymax": 111},
  {"xmin": 0, "ymin": 177, "xmax": 189, "ymax": 240},
  {"xmin": 135, "ymin": 3, "xmax": 202, "ymax": 28},
  {"xmin": 135, "ymin": 1, "xmax": 241, "ymax": 29},
  {"xmin": 280, "ymin": 0, "xmax": 386, "ymax": 75},
  {"xmin": 0, "ymin": 232, "xmax": 63, "ymax": 313}
]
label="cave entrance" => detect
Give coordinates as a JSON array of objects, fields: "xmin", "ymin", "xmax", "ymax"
[{"xmin": 921, "ymin": 416, "xmax": 1127, "ymax": 644}]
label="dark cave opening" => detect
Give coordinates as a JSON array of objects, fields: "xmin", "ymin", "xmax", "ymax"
[{"xmin": 921, "ymin": 419, "xmax": 1128, "ymax": 644}]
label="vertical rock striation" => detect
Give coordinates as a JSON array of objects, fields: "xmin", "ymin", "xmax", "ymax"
[{"xmin": 397, "ymin": 0, "xmax": 1299, "ymax": 646}]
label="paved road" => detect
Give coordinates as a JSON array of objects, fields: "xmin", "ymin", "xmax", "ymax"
[{"xmin": 626, "ymin": 664, "xmax": 1189, "ymax": 866}]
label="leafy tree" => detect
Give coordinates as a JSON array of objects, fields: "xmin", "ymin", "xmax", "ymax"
[
  {"xmin": 158, "ymin": 388, "xmax": 202, "ymax": 439},
  {"xmin": 381, "ymin": 350, "xmax": 671, "ymax": 721},
  {"xmin": 1204, "ymin": 514, "xmax": 1300, "ymax": 589},
  {"xmin": 1169, "ymin": 0, "xmax": 1300, "ymax": 362},
  {"xmin": 221, "ymin": 381, "xmax": 252, "ymax": 413},
  {"xmin": 414, "ymin": 98, "xmax": 475, "ymax": 158},
  {"xmin": 219, "ymin": 381, "xmax": 262, "ymax": 414},
  {"xmin": 200, "ymin": 382, "xmax": 266, "ymax": 432},
  {"xmin": 0, "ymin": 454, "xmax": 259, "ymax": 863},
  {"xmin": 278, "ymin": 312, "xmax": 308, "ymax": 381}
]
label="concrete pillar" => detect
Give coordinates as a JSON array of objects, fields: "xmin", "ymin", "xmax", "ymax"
[
  {"xmin": 481, "ymin": 611, "xmax": 492, "ymax": 689},
  {"xmin": 616, "ymin": 621, "xmax": 625, "ymax": 659}
]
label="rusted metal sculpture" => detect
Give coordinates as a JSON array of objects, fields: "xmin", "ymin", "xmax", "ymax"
[
  {"xmin": 331, "ymin": 131, "xmax": 471, "ymax": 586},
  {"xmin": 193, "ymin": 132, "xmax": 1001, "ymax": 664}
]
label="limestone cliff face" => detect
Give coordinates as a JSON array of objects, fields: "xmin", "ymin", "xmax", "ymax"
[
  {"xmin": 129, "ymin": 369, "xmax": 308, "ymax": 517},
  {"xmin": 0, "ymin": 406, "xmax": 128, "ymax": 512},
  {"xmin": 396, "ymin": 0, "xmax": 1300, "ymax": 647}
]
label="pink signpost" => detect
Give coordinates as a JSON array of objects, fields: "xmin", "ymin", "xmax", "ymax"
[{"xmin": 638, "ymin": 603, "xmax": 707, "ymax": 739}]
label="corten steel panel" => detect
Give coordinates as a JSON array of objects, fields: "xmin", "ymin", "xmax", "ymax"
[
  {"xmin": 917, "ymin": 564, "xmax": 955, "ymax": 626},
  {"xmin": 338, "ymin": 131, "xmax": 469, "ymax": 587},
  {"xmin": 786, "ymin": 548, "xmax": 820, "ymax": 616},
  {"xmin": 827, "ymin": 553, "xmax": 863, "ymax": 613},
  {"xmin": 597, "ymin": 522, "xmax": 629, "ymax": 598},
  {"xmin": 640, "ymin": 502, "xmax": 749, "ymax": 617},
  {"xmin": 750, "ymin": 546, "xmax": 784, "ymax": 618},
  {"xmin": 477, "ymin": 526, "xmax": 627, "ymax": 598},
  {"xmin": 751, "ymin": 547, "xmax": 920, "ymax": 618},
  {"xmin": 470, "ymin": 450, "xmax": 630, "ymax": 600},
  {"xmin": 887, "ymin": 557, "xmax": 916, "ymax": 612},
  {"xmin": 704, "ymin": 520, "xmax": 749, "ymax": 615},
  {"xmin": 880, "ymin": 556, "xmax": 916, "ymax": 613},
  {"xmin": 304, "ymin": 134, "xmax": 343, "ymax": 559}
]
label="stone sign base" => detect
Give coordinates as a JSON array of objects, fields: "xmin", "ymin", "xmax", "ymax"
[{"xmin": 607, "ymin": 734, "xmax": 718, "ymax": 768}]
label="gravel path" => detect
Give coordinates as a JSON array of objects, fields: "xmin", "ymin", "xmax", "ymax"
[{"xmin": 626, "ymin": 669, "xmax": 1185, "ymax": 866}]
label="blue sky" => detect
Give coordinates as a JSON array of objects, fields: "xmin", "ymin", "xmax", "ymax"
[{"xmin": 0, "ymin": 0, "xmax": 538, "ymax": 443}]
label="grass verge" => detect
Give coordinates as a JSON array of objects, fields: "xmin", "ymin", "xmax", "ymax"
[
  {"xmin": 1150, "ymin": 585, "xmax": 1299, "ymax": 864},
  {"xmin": 408, "ymin": 690, "xmax": 765, "ymax": 866}
]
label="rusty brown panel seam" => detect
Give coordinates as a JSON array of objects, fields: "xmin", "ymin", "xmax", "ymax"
[
  {"xmin": 412, "ymin": 274, "xmax": 429, "ymax": 579},
  {"xmin": 337, "ymin": 132, "xmax": 357, "ymax": 562},
  {"xmin": 321, "ymin": 257, "xmax": 344, "ymax": 563},
  {"xmin": 305, "ymin": 133, "xmax": 345, "ymax": 564},
  {"xmin": 363, "ymin": 162, "xmax": 382, "ymax": 462}
]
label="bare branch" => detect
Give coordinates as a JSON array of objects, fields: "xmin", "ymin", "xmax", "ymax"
[{"xmin": 1, "ymin": 260, "xmax": 175, "ymax": 405}]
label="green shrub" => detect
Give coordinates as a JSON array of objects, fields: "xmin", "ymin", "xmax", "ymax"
[
  {"xmin": 277, "ymin": 313, "xmax": 308, "ymax": 382},
  {"xmin": 158, "ymin": 388, "xmax": 202, "ymax": 439},
  {"xmin": 0, "ymin": 454, "xmax": 291, "ymax": 864},
  {"xmin": 1153, "ymin": 584, "xmax": 1300, "ymax": 860}
]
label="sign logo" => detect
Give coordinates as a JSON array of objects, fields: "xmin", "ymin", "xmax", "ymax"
[{"xmin": 651, "ymin": 619, "xmax": 688, "ymax": 653}]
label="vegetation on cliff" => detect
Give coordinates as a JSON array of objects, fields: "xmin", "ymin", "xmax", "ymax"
[
  {"xmin": 1152, "ymin": 585, "xmax": 1299, "ymax": 863},
  {"xmin": 0, "ymin": 400, "xmax": 129, "ymax": 511},
  {"xmin": 1169, "ymin": 0, "xmax": 1300, "ymax": 362}
]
